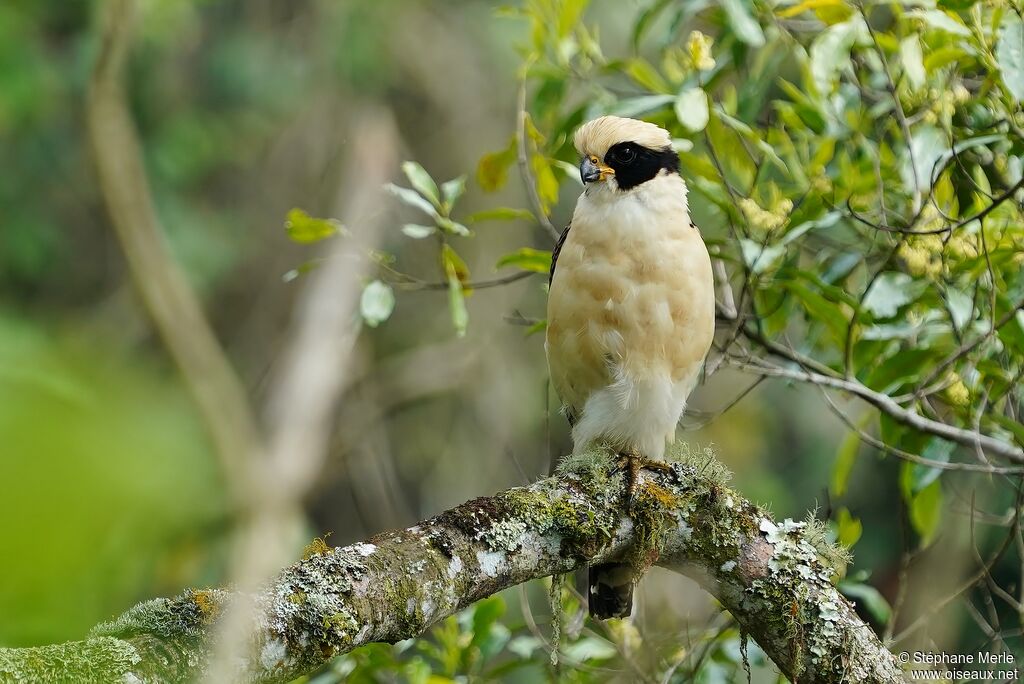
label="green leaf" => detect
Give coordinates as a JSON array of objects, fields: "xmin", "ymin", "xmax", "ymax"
[
  {"xmin": 946, "ymin": 289, "xmax": 974, "ymax": 330},
  {"xmin": 609, "ymin": 94, "xmax": 676, "ymax": 118},
  {"xmin": 441, "ymin": 176, "xmax": 467, "ymax": 209},
  {"xmin": 862, "ymin": 272, "xmax": 916, "ymax": 319},
  {"xmin": 436, "ymin": 217, "xmax": 471, "ymax": 236},
  {"xmin": 739, "ymin": 239, "xmax": 786, "ymax": 274},
  {"xmin": 785, "ymin": 281, "xmax": 848, "ymax": 340},
  {"xmin": 561, "ymin": 637, "xmax": 617, "ymax": 662},
  {"xmin": 777, "ymin": 0, "xmax": 851, "ymax": 24},
  {"xmin": 832, "ymin": 426, "xmax": 862, "ymax": 497},
  {"xmin": 777, "ymin": 79, "xmax": 827, "ymax": 131},
  {"xmin": 910, "ymin": 9, "xmax": 971, "ymax": 37},
  {"xmin": 863, "ymin": 349, "xmax": 935, "ymax": 393},
  {"xmin": 556, "ymin": 0, "xmax": 587, "ymax": 38},
  {"xmin": 783, "ymin": 211, "xmax": 841, "ymax": 246},
  {"xmin": 925, "ymin": 45, "xmax": 968, "ymax": 72},
  {"xmin": 838, "ymin": 580, "xmax": 892, "ymax": 625},
  {"xmin": 671, "ymin": 138, "xmax": 695, "ymax": 152},
  {"xmin": 632, "ymin": 0, "xmax": 674, "ymax": 50},
  {"xmin": 900, "ymin": 36, "xmax": 926, "ymax": 90},
  {"xmin": 990, "ymin": 414, "xmax": 1024, "ymax": 447},
  {"xmin": 465, "ymin": 207, "xmax": 536, "ymax": 224},
  {"xmin": 551, "ymin": 159, "xmax": 585, "ymax": 185},
  {"xmin": 401, "ymin": 224, "xmax": 436, "ymax": 239},
  {"xmin": 901, "ymin": 125, "xmax": 947, "ymax": 193},
  {"xmin": 926, "ymin": 135, "xmax": 1003, "ymax": 189},
  {"xmin": 937, "ymin": 0, "xmax": 977, "ymax": 9},
  {"xmin": 507, "ymin": 635, "xmax": 544, "ymax": 660},
  {"xmin": 495, "ymin": 247, "xmax": 552, "ymax": 273},
  {"xmin": 359, "ymin": 280, "xmax": 395, "ymax": 328},
  {"xmin": 284, "ymin": 208, "xmax": 343, "ymax": 244},
  {"xmin": 447, "ymin": 272, "xmax": 468, "ymax": 338},
  {"xmin": 442, "ymin": 245, "xmax": 470, "ymax": 337},
  {"xmin": 531, "ymin": 155, "xmax": 560, "ymax": 214},
  {"xmin": 908, "ymin": 478, "xmax": 943, "ymax": 547},
  {"xmin": 719, "ymin": 0, "xmax": 766, "ymax": 47},
  {"xmin": 997, "ymin": 17, "xmax": 1024, "ymax": 101},
  {"xmin": 835, "ymin": 507, "xmax": 862, "ymax": 548},
  {"xmin": 525, "ymin": 319, "xmax": 547, "ymax": 337},
  {"xmin": 908, "ymin": 439, "xmax": 954, "ymax": 494},
  {"xmin": 809, "ymin": 19, "xmax": 866, "ymax": 93},
  {"xmin": 997, "ymin": 309, "xmax": 1024, "ymax": 355},
  {"xmin": 385, "ymin": 183, "xmax": 439, "ymax": 218},
  {"xmin": 675, "ymin": 87, "xmax": 710, "ymax": 132},
  {"xmin": 471, "ymin": 596, "xmax": 506, "ymax": 646},
  {"xmin": 401, "ymin": 161, "xmax": 441, "ymax": 208},
  {"xmin": 715, "ymin": 110, "xmax": 788, "ymax": 172},
  {"xmin": 441, "ymin": 243, "xmax": 471, "ymax": 287},
  {"xmin": 476, "ymin": 138, "xmax": 517, "ymax": 192},
  {"xmin": 625, "ymin": 58, "xmax": 670, "ymax": 93}
]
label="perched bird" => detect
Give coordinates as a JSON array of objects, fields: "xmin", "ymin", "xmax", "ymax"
[{"xmin": 545, "ymin": 115, "xmax": 716, "ymax": 619}]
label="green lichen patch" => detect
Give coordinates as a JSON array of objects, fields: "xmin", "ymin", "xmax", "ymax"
[
  {"xmin": 555, "ymin": 445, "xmax": 616, "ymax": 483},
  {"xmin": 433, "ymin": 496, "xmax": 521, "ymax": 545},
  {"xmin": 801, "ymin": 513, "xmax": 852, "ymax": 576},
  {"xmin": 90, "ymin": 589, "xmax": 227, "ymax": 640},
  {"xmin": 0, "ymin": 636, "xmax": 141, "ymax": 684},
  {"xmin": 665, "ymin": 442, "xmax": 732, "ymax": 487},
  {"xmin": 252, "ymin": 544, "xmax": 379, "ymax": 674},
  {"xmin": 739, "ymin": 515, "xmax": 857, "ymax": 676},
  {"xmin": 627, "ymin": 479, "xmax": 685, "ymax": 574},
  {"xmin": 192, "ymin": 589, "xmax": 222, "ymax": 624},
  {"xmin": 302, "ymin": 532, "xmax": 333, "ymax": 560}
]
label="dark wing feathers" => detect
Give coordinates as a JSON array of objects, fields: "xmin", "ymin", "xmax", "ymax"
[{"xmin": 549, "ymin": 222, "xmax": 571, "ymax": 286}]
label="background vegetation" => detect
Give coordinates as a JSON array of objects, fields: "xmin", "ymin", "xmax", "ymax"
[{"xmin": 2, "ymin": 0, "xmax": 1023, "ymax": 680}]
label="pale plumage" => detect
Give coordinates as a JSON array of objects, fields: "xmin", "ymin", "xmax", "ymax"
[
  {"xmin": 547, "ymin": 117, "xmax": 715, "ymax": 461},
  {"xmin": 545, "ymin": 116, "xmax": 716, "ymax": 620}
]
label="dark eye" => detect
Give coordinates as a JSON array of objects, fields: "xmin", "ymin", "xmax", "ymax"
[{"xmin": 613, "ymin": 146, "xmax": 636, "ymax": 164}]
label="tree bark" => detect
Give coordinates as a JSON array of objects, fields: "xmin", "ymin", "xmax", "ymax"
[{"xmin": 0, "ymin": 449, "xmax": 904, "ymax": 683}]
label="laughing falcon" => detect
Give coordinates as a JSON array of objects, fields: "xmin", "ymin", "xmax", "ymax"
[{"xmin": 545, "ymin": 116, "xmax": 716, "ymax": 619}]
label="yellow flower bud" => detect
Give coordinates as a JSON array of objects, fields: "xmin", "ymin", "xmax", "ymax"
[
  {"xmin": 945, "ymin": 374, "xmax": 970, "ymax": 407},
  {"xmin": 686, "ymin": 31, "xmax": 716, "ymax": 71}
]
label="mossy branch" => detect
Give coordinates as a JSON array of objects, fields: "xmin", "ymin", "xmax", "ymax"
[{"xmin": 0, "ymin": 447, "xmax": 903, "ymax": 683}]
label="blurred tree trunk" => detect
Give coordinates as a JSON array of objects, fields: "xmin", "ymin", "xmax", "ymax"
[
  {"xmin": 87, "ymin": 0, "xmax": 263, "ymax": 505},
  {"xmin": 0, "ymin": 448, "xmax": 904, "ymax": 683}
]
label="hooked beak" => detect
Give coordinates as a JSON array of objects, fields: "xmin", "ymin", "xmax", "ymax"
[{"xmin": 580, "ymin": 155, "xmax": 614, "ymax": 184}]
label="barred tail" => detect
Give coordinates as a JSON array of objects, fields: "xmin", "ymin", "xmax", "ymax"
[{"xmin": 588, "ymin": 563, "xmax": 634, "ymax": 619}]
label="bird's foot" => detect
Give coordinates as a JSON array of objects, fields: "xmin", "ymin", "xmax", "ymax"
[{"xmin": 615, "ymin": 449, "xmax": 671, "ymax": 502}]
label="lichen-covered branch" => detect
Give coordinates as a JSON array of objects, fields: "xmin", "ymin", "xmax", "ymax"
[{"xmin": 0, "ymin": 448, "xmax": 904, "ymax": 683}]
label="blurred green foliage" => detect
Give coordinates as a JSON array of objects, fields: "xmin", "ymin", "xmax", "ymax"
[{"xmin": 0, "ymin": 315, "xmax": 225, "ymax": 646}]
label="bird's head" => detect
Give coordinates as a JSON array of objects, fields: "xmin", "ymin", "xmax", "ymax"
[{"xmin": 573, "ymin": 116, "xmax": 679, "ymax": 192}]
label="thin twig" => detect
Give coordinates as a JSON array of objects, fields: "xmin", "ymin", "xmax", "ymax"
[
  {"xmin": 383, "ymin": 266, "xmax": 536, "ymax": 291},
  {"xmin": 516, "ymin": 71, "xmax": 561, "ymax": 242},
  {"xmin": 713, "ymin": 258, "xmax": 737, "ymax": 321}
]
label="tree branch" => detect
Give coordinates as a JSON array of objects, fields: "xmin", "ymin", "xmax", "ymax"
[
  {"xmin": 0, "ymin": 449, "xmax": 902, "ymax": 683},
  {"xmin": 86, "ymin": 0, "xmax": 263, "ymax": 498},
  {"xmin": 730, "ymin": 359, "xmax": 1024, "ymax": 463}
]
